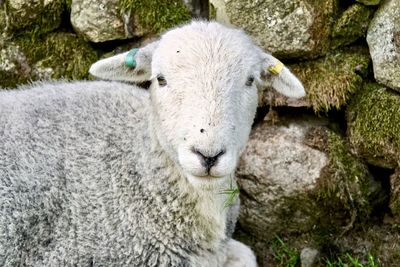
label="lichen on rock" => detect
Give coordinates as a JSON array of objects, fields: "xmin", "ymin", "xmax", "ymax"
[
  {"xmin": 0, "ymin": 41, "xmax": 31, "ymax": 88},
  {"xmin": 71, "ymin": 0, "xmax": 130, "ymax": 42},
  {"xmin": 210, "ymin": 0, "xmax": 337, "ymax": 59},
  {"xmin": 367, "ymin": 0, "xmax": 400, "ymax": 91},
  {"xmin": 262, "ymin": 47, "xmax": 370, "ymax": 112},
  {"xmin": 347, "ymin": 83, "xmax": 400, "ymax": 168}
]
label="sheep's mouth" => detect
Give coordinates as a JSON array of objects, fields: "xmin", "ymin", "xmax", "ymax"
[
  {"xmin": 196, "ymin": 175, "xmax": 223, "ymax": 180},
  {"xmin": 186, "ymin": 173, "xmax": 228, "ymax": 188}
]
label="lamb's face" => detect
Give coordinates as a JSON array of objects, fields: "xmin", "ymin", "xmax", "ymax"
[
  {"xmin": 88, "ymin": 21, "xmax": 305, "ymax": 189},
  {"xmin": 150, "ymin": 24, "xmax": 261, "ymax": 187}
]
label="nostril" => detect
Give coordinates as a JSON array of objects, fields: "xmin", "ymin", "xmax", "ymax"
[{"xmin": 192, "ymin": 148, "xmax": 225, "ymax": 171}]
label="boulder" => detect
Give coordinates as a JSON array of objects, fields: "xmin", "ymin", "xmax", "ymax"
[
  {"xmin": 236, "ymin": 114, "xmax": 382, "ymax": 242},
  {"xmin": 0, "ymin": 0, "xmax": 64, "ymax": 36},
  {"xmin": 367, "ymin": 0, "xmax": 400, "ymax": 91},
  {"xmin": 347, "ymin": 83, "xmax": 400, "ymax": 168},
  {"xmin": 262, "ymin": 47, "xmax": 370, "ymax": 112},
  {"xmin": 209, "ymin": 0, "xmax": 337, "ymax": 59}
]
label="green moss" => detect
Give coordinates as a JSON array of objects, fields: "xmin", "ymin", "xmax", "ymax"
[
  {"xmin": 307, "ymin": 0, "xmax": 338, "ymax": 59},
  {"xmin": 356, "ymin": 0, "xmax": 381, "ymax": 6},
  {"xmin": 22, "ymin": 32, "xmax": 99, "ymax": 80},
  {"xmin": 301, "ymin": 128, "xmax": 380, "ymax": 242},
  {"xmin": 347, "ymin": 83, "xmax": 400, "ymax": 168},
  {"xmin": 332, "ymin": 4, "xmax": 375, "ymax": 48},
  {"xmin": 209, "ymin": 3, "xmax": 217, "ymax": 20},
  {"xmin": 2, "ymin": 0, "xmax": 65, "ymax": 36},
  {"xmin": 119, "ymin": 0, "xmax": 191, "ymax": 34},
  {"xmin": 390, "ymin": 170, "xmax": 400, "ymax": 221},
  {"xmin": 290, "ymin": 47, "xmax": 370, "ymax": 112},
  {"xmin": 65, "ymin": 0, "xmax": 72, "ymax": 11},
  {"xmin": 0, "ymin": 32, "xmax": 100, "ymax": 88},
  {"xmin": 321, "ymin": 130, "xmax": 374, "ymax": 217}
]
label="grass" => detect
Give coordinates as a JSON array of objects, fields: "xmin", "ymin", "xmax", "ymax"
[
  {"xmin": 326, "ymin": 253, "xmax": 380, "ymax": 267},
  {"xmin": 271, "ymin": 236, "xmax": 300, "ymax": 267},
  {"xmin": 270, "ymin": 236, "xmax": 380, "ymax": 267},
  {"xmin": 220, "ymin": 177, "xmax": 240, "ymax": 208}
]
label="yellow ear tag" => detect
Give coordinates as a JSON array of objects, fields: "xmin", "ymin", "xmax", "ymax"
[{"xmin": 267, "ymin": 61, "xmax": 284, "ymax": 75}]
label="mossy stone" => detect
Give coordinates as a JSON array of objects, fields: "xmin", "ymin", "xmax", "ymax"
[
  {"xmin": 347, "ymin": 83, "xmax": 400, "ymax": 168},
  {"xmin": 237, "ymin": 116, "xmax": 381, "ymax": 243},
  {"xmin": 0, "ymin": 0, "xmax": 65, "ymax": 36},
  {"xmin": 331, "ymin": 3, "xmax": 375, "ymax": 48},
  {"xmin": 310, "ymin": 129, "xmax": 380, "ymax": 231},
  {"xmin": 288, "ymin": 47, "xmax": 370, "ymax": 112},
  {"xmin": 0, "ymin": 32, "xmax": 99, "ymax": 88},
  {"xmin": 119, "ymin": 0, "xmax": 192, "ymax": 34}
]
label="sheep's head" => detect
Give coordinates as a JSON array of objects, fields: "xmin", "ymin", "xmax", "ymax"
[{"xmin": 90, "ymin": 21, "xmax": 305, "ymax": 188}]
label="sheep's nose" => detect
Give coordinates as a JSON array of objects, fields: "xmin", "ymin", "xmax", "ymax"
[{"xmin": 193, "ymin": 149, "xmax": 225, "ymax": 172}]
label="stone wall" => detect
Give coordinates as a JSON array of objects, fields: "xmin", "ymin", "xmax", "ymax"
[{"xmin": 2, "ymin": 0, "xmax": 400, "ymax": 266}]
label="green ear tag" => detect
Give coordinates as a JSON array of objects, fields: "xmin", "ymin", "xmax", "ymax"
[{"xmin": 125, "ymin": 48, "xmax": 139, "ymax": 68}]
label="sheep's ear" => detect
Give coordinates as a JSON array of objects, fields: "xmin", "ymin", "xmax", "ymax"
[
  {"xmin": 89, "ymin": 41, "xmax": 159, "ymax": 82},
  {"xmin": 257, "ymin": 53, "xmax": 306, "ymax": 98}
]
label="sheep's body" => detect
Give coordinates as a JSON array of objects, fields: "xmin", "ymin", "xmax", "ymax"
[
  {"xmin": 0, "ymin": 21, "xmax": 306, "ymax": 266},
  {"xmin": 0, "ymin": 81, "xmax": 243, "ymax": 266}
]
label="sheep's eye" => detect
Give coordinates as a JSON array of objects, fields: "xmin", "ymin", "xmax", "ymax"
[
  {"xmin": 157, "ymin": 75, "xmax": 167, "ymax": 87},
  {"xmin": 245, "ymin": 76, "xmax": 255, "ymax": 86}
]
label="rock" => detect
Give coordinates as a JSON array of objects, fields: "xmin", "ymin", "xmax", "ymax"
[
  {"xmin": 0, "ymin": 41, "xmax": 31, "ymax": 88},
  {"xmin": 347, "ymin": 83, "xmax": 400, "ymax": 168},
  {"xmin": 300, "ymin": 248, "xmax": 319, "ymax": 267},
  {"xmin": 262, "ymin": 47, "xmax": 370, "ymax": 112},
  {"xmin": 237, "ymin": 114, "xmax": 382, "ymax": 242},
  {"xmin": 72, "ymin": 0, "xmax": 192, "ymax": 42},
  {"xmin": 71, "ymin": 0, "xmax": 131, "ymax": 42},
  {"xmin": 209, "ymin": 0, "xmax": 337, "ymax": 59},
  {"xmin": 367, "ymin": 0, "xmax": 400, "ymax": 91},
  {"xmin": 357, "ymin": 0, "xmax": 381, "ymax": 5},
  {"xmin": 0, "ymin": 0, "xmax": 64, "ymax": 36},
  {"xmin": 0, "ymin": 32, "xmax": 99, "ymax": 88},
  {"xmin": 331, "ymin": 4, "xmax": 375, "ymax": 48}
]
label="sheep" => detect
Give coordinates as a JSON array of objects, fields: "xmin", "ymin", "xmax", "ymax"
[{"xmin": 0, "ymin": 21, "xmax": 305, "ymax": 266}]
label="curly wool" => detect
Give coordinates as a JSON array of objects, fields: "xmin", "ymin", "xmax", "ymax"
[{"xmin": 0, "ymin": 81, "xmax": 239, "ymax": 266}]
